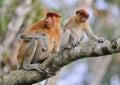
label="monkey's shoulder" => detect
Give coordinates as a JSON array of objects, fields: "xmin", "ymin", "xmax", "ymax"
[{"xmin": 26, "ymin": 21, "xmax": 47, "ymax": 34}]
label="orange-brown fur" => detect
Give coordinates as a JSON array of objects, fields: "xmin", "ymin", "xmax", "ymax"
[{"xmin": 17, "ymin": 12, "xmax": 61, "ymax": 67}]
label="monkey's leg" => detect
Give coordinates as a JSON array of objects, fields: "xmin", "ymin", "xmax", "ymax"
[
  {"xmin": 22, "ymin": 39, "xmax": 46, "ymax": 73},
  {"xmin": 63, "ymin": 34, "xmax": 78, "ymax": 50},
  {"xmin": 70, "ymin": 33, "xmax": 80, "ymax": 47},
  {"xmin": 60, "ymin": 29, "xmax": 72, "ymax": 50}
]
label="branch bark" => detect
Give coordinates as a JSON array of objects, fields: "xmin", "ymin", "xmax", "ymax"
[{"xmin": 0, "ymin": 37, "xmax": 120, "ymax": 85}]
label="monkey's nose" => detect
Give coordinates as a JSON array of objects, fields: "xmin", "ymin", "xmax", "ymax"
[{"xmin": 45, "ymin": 20, "xmax": 49, "ymax": 23}]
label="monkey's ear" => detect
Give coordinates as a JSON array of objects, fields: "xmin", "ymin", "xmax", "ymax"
[{"xmin": 76, "ymin": 10, "xmax": 79, "ymax": 14}]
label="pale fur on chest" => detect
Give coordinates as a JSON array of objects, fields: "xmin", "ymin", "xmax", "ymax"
[{"xmin": 70, "ymin": 24, "xmax": 84, "ymax": 39}]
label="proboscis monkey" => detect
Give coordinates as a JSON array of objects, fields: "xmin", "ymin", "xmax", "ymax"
[
  {"xmin": 60, "ymin": 8, "xmax": 105, "ymax": 49},
  {"xmin": 17, "ymin": 12, "xmax": 61, "ymax": 73}
]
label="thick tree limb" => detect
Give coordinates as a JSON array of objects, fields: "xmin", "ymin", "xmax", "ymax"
[{"xmin": 0, "ymin": 37, "xmax": 120, "ymax": 85}]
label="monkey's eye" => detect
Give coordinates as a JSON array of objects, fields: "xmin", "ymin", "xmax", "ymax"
[
  {"xmin": 79, "ymin": 13, "xmax": 83, "ymax": 16},
  {"xmin": 47, "ymin": 14, "xmax": 52, "ymax": 17},
  {"xmin": 48, "ymin": 14, "xmax": 53, "ymax": 17},
  {"xmin": 50, "ymin": 15, "xmax": 54, "ymax": 17},
  {"xmin": 80, "ymin": 15, "xmax": 86, "ymax": 18}
]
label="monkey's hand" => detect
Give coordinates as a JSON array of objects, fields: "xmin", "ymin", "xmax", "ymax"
[
  {"xmin": 98, "ymin": 38, "xmax": 105, "ymax": 43},
  {"xmin": 72, "ymin": 41, "xmax": 80, "ymax": 47}
]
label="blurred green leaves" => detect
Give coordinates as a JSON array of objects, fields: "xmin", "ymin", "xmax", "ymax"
[
  {"xmin": 0, "ymin": 0, "xmax": 3, "ymax": 7},
  {"xmin": 105, "ymin": 0, "xmax": 120, "ymax": 6},
  {"xmin": 0, "ymin": 0, "xmax": 19, "ymax": 36}
]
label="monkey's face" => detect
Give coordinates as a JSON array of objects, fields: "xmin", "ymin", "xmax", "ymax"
[
  {"xmin": 44, "ymin": 15, "xmax": 53, "ymax": 28},
  {"xmin": 76, "ymin": 9, "xmax": 89, "ymax": 23},
  {"xmin": 80, "ymin": 15, "xmax": 88, "ymax": 22},
  {"xmin": 44, "ymin": 12, "xmax": 61, "ymax": 28}
]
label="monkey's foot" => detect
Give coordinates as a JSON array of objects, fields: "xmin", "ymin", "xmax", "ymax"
[
  {"xmin": 36, "ymin": 65, "xmax": 48, "ymax": 78},
  {"xmin": 98, "ymin": 38, "xmax": 105, "ymax": 43},
  {"xmin": 23, "ymin": 64, "xmax": 47, "ymax": 77},
  {"xmin": 35, "ymin": 64, "xmax": 46, "ymax": 73},
  {"xmin": 0, "ymin": 71, "xmax": 10, "ymax": 79},
  {"xmin": 45, "ymin": 68, "xmax": 58, "ymax": 77}
]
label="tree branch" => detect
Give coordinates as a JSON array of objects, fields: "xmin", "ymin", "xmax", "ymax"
[{"xmin": 0, "ymin": 37, "xmax": 120, "ymax": 85}]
